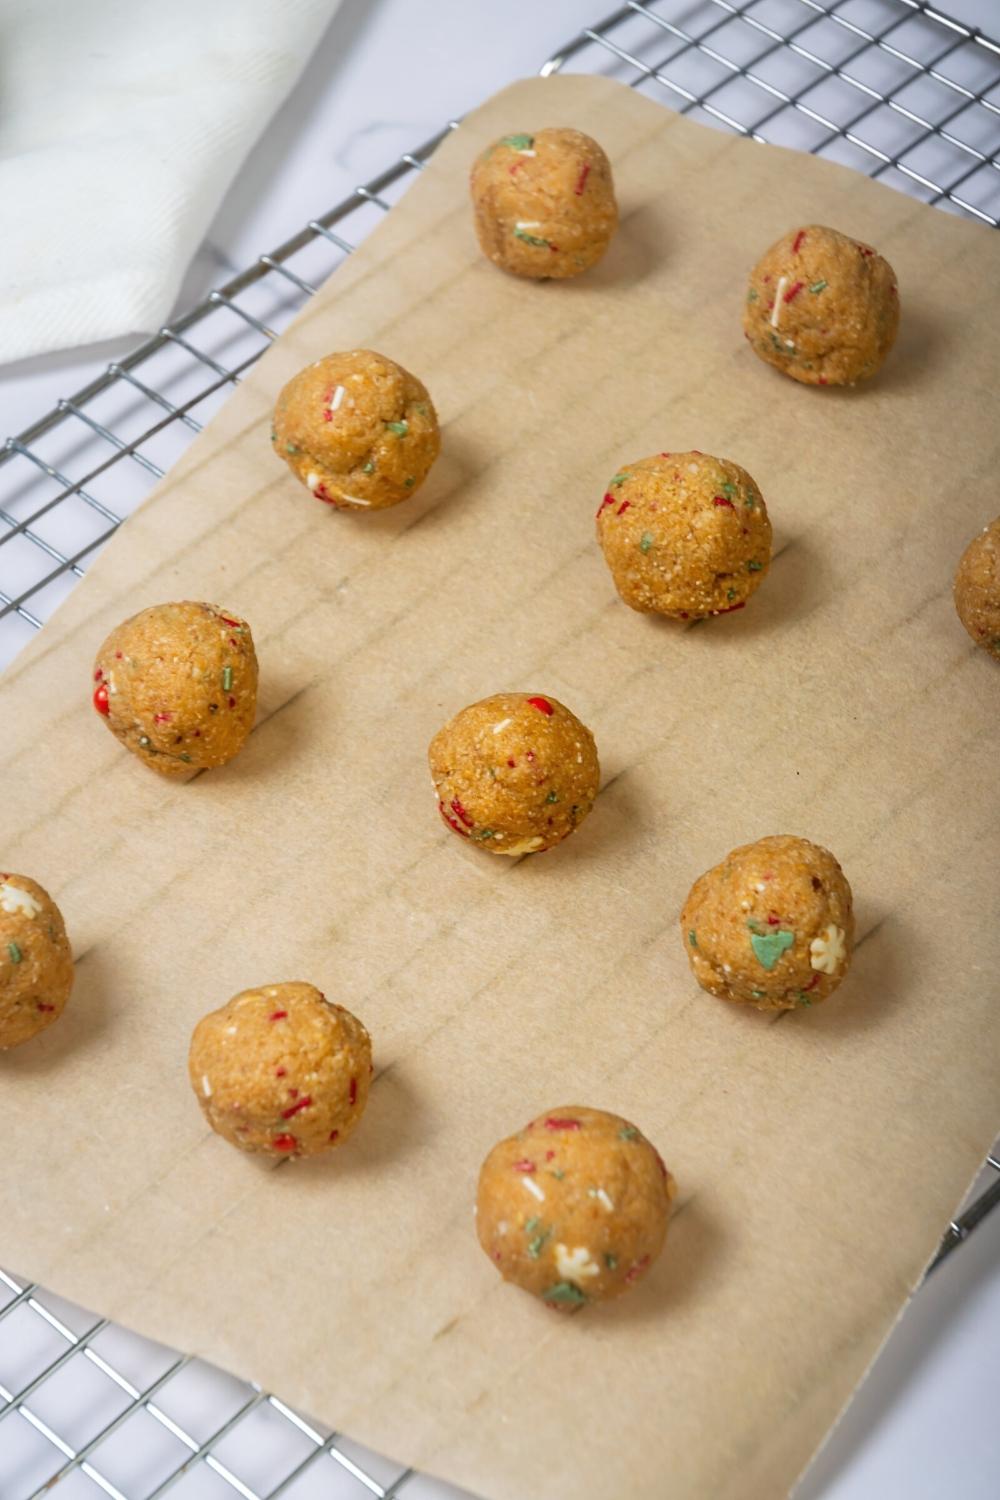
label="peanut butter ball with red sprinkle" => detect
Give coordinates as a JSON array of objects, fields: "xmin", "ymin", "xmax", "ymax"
[
  {"xmin": 429, "ymin": 692, "xmax": 600, "ymax": 856},
  {"xmin": 0, "ymin": 874, "xmax": 74, "ymax": 1050},
  {"xmin": 681, "ymin": 835, "xmax": 855, "ymax": 1012},
  {"xmin": 954, "ymin": 516, "xmax": 1000, "ymax": 661},
  {"xmin": 189, "ymin": 982, "xmax": 372, "ymax": 1158},
  {"xmin": 476, "ymin": 1106, "xmax": 676, "ymax": 1310},
  {"xmin": 92, "ymin": 601, "xmax": 258, "ymax": 778},
  {"xmin": 743, "ymin": 224, "xmax": 899, "ymax": 386},
  {"xmin": 272, "ymin": 349, "xmax": 440, "ymax": 511},
  {"xmin": 597, "ymin": 452, "xmax": 771, "ymax": 619},
  {"xmin": 470, "ymin": 128, "xmax": 617, "ymax": 280}
]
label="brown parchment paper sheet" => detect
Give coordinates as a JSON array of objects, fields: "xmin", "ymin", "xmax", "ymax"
[{"xmin": 2, "ymin": 73, "xmax": 1000, "ymax": 1500}]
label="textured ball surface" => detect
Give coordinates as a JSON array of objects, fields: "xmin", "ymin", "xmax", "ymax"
[{"xmin": 0, "ymin": 874, "xmax": 73, "ymax": 1050}]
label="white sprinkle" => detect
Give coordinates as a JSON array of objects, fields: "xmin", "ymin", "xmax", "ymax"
[
  {"xmin": 771, "ymin": 277, "xmax": 787, "ymax": 328},
  {"xmin": 497, "ymin": 1220, "xmax": 509, "ymax": 1235},
  {"xmin": 593, "ymin": 1188, "xmax": 614, "ymax": 1212},
  {"xmin": 522, "ymin": 1176, "xmax": 545, "ymax": 1202},
  {"xmin": 740, "ymin": 899, "xmax": 751, "ymax": 910},
  {"xmin": 202, "ymin": 1075, "xmax": 213, "ymax": 1097},
  {"xmin": 518, "ymin": 149, "xmax": 536, "ymax": 157},
  {"xmin": 330, "ymin": 384, "xmax": 345, "ymax": 411},
  {"xmin": 687, "ymin": 463, "xmax": 698, "ymax": 473},
  {"xmin": 784, "ymin": 339, "xmax": 795, "ymax": 349},
  {"xmin": 306, "ymin": 471, "xmax": 321, "ymax": 490},
  {"xmin": 755, "ymin": 882, "xmax": 766, "ymax": 892},
  {"xmin": 339, "ymin": 493, "xmax": 372, "ymax": 507},
  {"xmin": 225, "ymin": 1025, "xmax": 237, "ymax": 1035},
  {"xmin": 0, "ymin": 884, "xmax": 42, "ymax": 918},
  {"xmin": 492, "ymin": 719, "xmax": 512, "ymax": 734},
  {"xmin": 515, "ymin": 220, "xmax": 541, "ymax": 228},
  {"xmin": 722, "ymin": 963, "xmax": 732, "ymax": 973},
  {"xmin": 502, "ymin": 836, "xmax": 544, "ymax": 856},
  {"xmin": 810, "ymin": 924, "xmax": 847, "ymax": 974},
  {"xmin": 555, "ymin": 1244, "xmax": 600, "ymax": 1283}
]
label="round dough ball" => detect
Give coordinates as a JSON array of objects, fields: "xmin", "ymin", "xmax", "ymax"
[
  {"xmin": 681, "ymin": 834, "xmax": 854, "ymax": 1011},
  {"xmin": 597, "ymin": 452, "xmax": 772, "ymax": 619},
  {"xmin": 93, "ymin": 601, "xmax": 258, "ymax": 778},
  {"xmin": 743, "ymin": 224, "xmax": 899, "ymax": 386},
  {"xmin": 189, "ymin": 981, "xmax": 372, "ymax": 1157},
  {"xmin": 272, "ymin": 349, "xmax": 440, "ymax": 511},
  {"xmin": 476, "ymin": 1106, "xmax": 676, "ymax": 1310},
  {"xmin": 954, "ymin": 516, "xmax": 1000, "ymax": 660},
  {"xmin": 0, "ymin": 874, "xmax": 73, "ymax": 1050},
  {"xmin": 429, "ymin": 692, "xmax": 600, "ymax": 856},
  {"xmin": 470, "ymin": 127, "xmax": 617, "ymax": 280}
]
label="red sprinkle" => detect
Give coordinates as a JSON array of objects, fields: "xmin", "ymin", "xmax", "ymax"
[
  {"xmin": 545, "ymin": 1149, "xmax": 556, "ymax": 1160},
  {"xmin": 228, "ymin": 696, "xmax": 236, "ymax": 709},
  {"xmin": 597, "ymin": 492, "xmax": 615, "ymax": 517},
  {"xmin": 859, "ymin": 245, "xmax": 875, "ymax": 257},
  {"xmin": 545, "ymin": 1117, "xmax": 580, "ymax": 1131},
  {"xmin": 439, "ymin": 801, "xmax": 470, "ymax": 837},
  {"xmin": 349, "ymin": 1076, "xmax": 358, "ymax": 1106},
  {"xmin": 314, "ymin": 483, "xmax": 337, "ymax": 505},
  {"xmin": 94, "ymin": 667, "xmax": 103, "ymax": 682},
  {"xmin": 527, "ymin": 696, "xmax": 553, "ymax": 716},
  {"xmin": 715, "ymin": 601, "xmax": 746, "ymax": 614},
  {"xmin": 281, "ymin": 1096, "xmax": 312, "ymax": 1120},
  {"xmin": 450, "ymin": 798, "xmax": 474, "ymax": 828},
  {"xmin": 275, "ymin": 1067, "xmax": 287, "ymax": 1078},
  {"xmin": 818, "ymin": 377, "xmax": 828, "ymax": 386},
  {"xmin": 93, "ymin": 682, "xmax": 110, "ymax": 716},
  {"xmin": 115, "ymin": 650, "xmax": 123, "ymax": 659},
  {"xmin": 762, "ymin": 275, "xmax": 771, "ymax": 284},
  {"xmin": 154, "ymin": 712, "xmax": 172, "ymax": 724},
  {"xmin": 783, "ymin": 280, "xmax": 805, "ymax": 303},
  {"xmin": 616, "ymin": 499, "xmax": 630, "ymax": 516},
  {"xmin": 766, "ymin": 911, "xmax": 781, "ymax": 926},
  {"xmin": 269, "ymin": 1010, "xmax": 288, "ymax": 1021},
  {"xmin": 271, "ymin": 1134, "xmax": 298, "ymax": 1152},
  {"xmin": 37, "ymin": 1002, "xmax": 56, "ymax": 1013},
  {"xmin": 507, "ymin": 757, "xmax": 516, "ymax": 768},
  {"xmin": 219, "ymin": 616, "xmax": 241, "ymax": 627},
  {"xmin": 625, "ymin": 1254, "xmax": 651, "ymax": 1284},
  {"xmin": 329, "ymin": 1129, "xmax": 340, "ymax": 1142},
  {"xmin": 713, "ymin": 495, "xmax": 735, "ymax": 510},
  {"xmin": 574, "ymin": 162, "xmax": 591, "ymax": 196},
  {"xmin": 792, "ymin": 229, "xmax": 806, "ymax": 254},
  {"xmin": 322, "ymin": 409, "xmax": 332, "ymax": 421},
  {"xmin": 526, "ymin": 749, "xmax": 536, "ymax": 762},
  {"xmin": 513, "ymin": 1158, "xmax": 537, "ymax": 1173},
  {"xmin": 803, "ymin": 973, "xmax": 821, "ymax": 992}
]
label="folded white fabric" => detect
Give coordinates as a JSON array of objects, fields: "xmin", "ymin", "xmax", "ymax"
[{"xmin": 0, "ymin": 0, "xmax": 339, "ymax": 366}]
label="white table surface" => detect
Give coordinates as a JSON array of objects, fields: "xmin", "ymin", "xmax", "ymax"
[{"xmin": 1, "ymin": 2, "xmax": 998, "ymax": 1498}]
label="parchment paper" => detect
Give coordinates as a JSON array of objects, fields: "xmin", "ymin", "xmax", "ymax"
[{"xmin": 2, "ymin": 74, "xmax": 999, "ymax": 1500}]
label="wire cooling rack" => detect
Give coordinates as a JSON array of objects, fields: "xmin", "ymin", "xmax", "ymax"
[{"xmin": 3, "ymin": 2, "xmax": 1000, "ymax": 1496}]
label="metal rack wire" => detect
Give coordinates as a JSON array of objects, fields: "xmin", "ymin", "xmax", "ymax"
[{"xmin": 2, "ymin": 2, "xmax": 999, "ymax": 1495}]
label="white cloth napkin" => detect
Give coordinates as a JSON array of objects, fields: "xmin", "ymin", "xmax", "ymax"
[{"xmin": 0, "ymin": 0, "xmax": 339, "ymax": 366}]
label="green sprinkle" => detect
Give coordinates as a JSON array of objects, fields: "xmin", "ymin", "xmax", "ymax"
[
  {"xmin": 501, "ymin": 133, "xmax": 534, "ymax": 151},
  {"xmin": 404, "ymin": 477, "xmax": 415, "ymax": 487},
  {"xmin": 727, "ymin": 588, "xmax": 737, "ymax": 601},
  {"xmin": 750, "ymin": 930, "xmax": 795, "ymax": 970},
  {"xmin": 796, "ymin": 992, "xmax": 814, "ymax": 1006},
  {"xmin": 545, "ymin": 790, "xmax": 559, "ymax": 804},
  {"xmin": 285, "ymin": 442, "xmax": 299, "ymax": 455},
  {"xmin": 619, "ymin": 1126, "xmax": 639, "ymax": 1141},
  {"xmin": 639, "ymin": 532, "xmax": 654, "ymax": 554},
  {"xmin": 269, "ymin": 429, "xmax": 277, "ymax": 443},
  {"xmin": 551, "ymin": 1168, "xmax": 566, "ymax": 1180},
  {"xmin": 414, "ymin": 402, "xmax": 429, "ymax": 416},
  {"xmin": 747, "ymin": 288, "xmax": 759, "ymax": 303},
  {"xmin": 720, "ymin": 482, "xmax": 737, "ymax": 499},
  {"xmin": 610, "ymin": 472, "xmax": 630, "ymax": 488},
  {"xmin": 180, "ymin": 753, "xmax": 192, "ymax": 764},
  {"xmin": 473, "ymin": 828, "xmax": 495, "ymax": 841},
  {"xmin": 751, "ymin": 989, "xmax": 766, "ymax": 999},
  {"xmin": 7, "ymin": 941, "xmax": 22, "ymax": 964},
  {"xmin": 513, "ymin": 228, "xmax": 551, "ymax": 248},
  {"xmin": 688, "ymin": 929, "xmax": 698, "ymax": 947},
  {"xmin": 542, "ymin": 1282, "xmax": 586, "ymax": 1306},
  {"xmin": 604, "ymin": 1252, "xmax": 618, "ymax": 1270},
  {"xmin": 809, "ymin": 279, "xmax": 828, "ymax": 294},
  {"xmin": 748, "ymin": 560, "xmax": 763, "ymax": 572},
  {"xmin": 744, "ymin": 491, "xmax": 757, "ymax": 509},
  {"xmin": 524, "ymin": 1216, "xmax": 541, "ymax": 1234},
  {"xmin": 362, "ymin": 460, "xmax": 375, "ymax": 474},
  {"xmin": 386, "ymin": 420, "xmax": 408, "ymax": 437},
  {"xmin": 222, "ymin": 666, "xmax": 233, "ymax": 691},
  {"xmin": 528, "ymin": 1230, "xmax": 551, "ymax": 1259}
]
